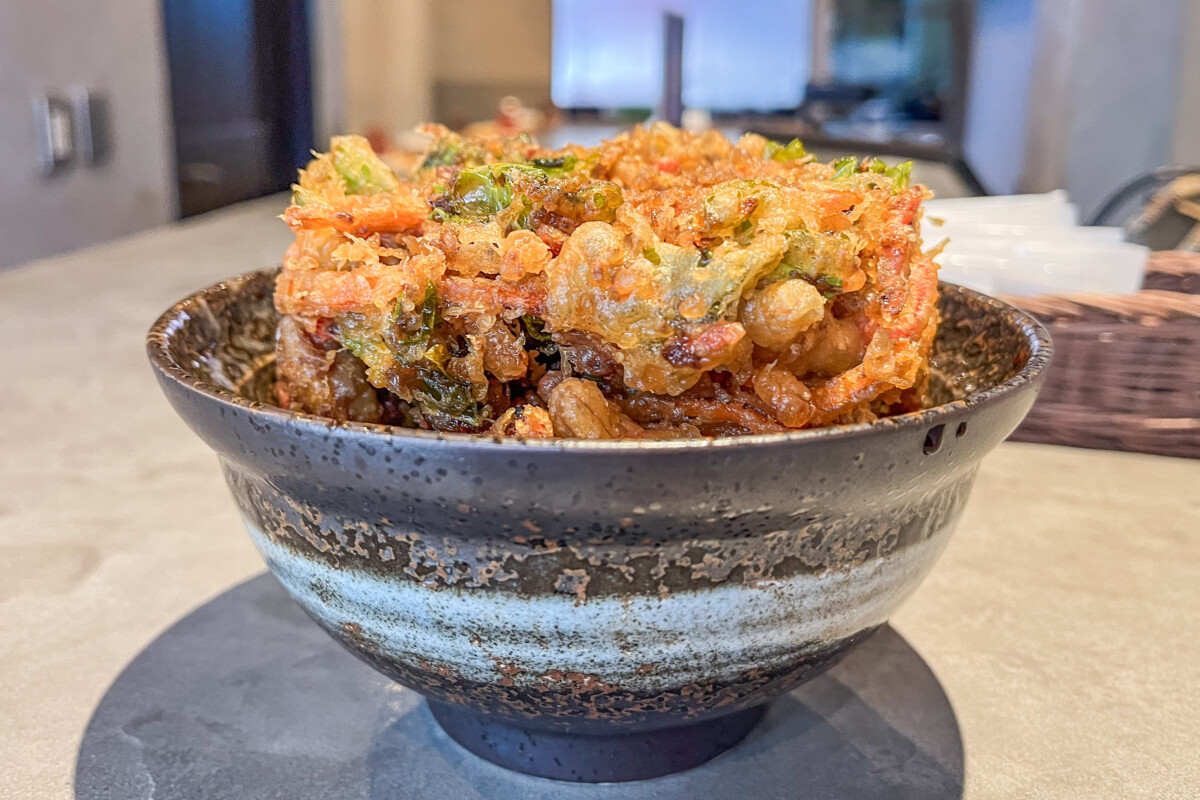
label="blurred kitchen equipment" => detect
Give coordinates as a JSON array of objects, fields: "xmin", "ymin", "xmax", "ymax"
[
  {"xmin": 1089, "ymin": 167, "xmax": 1200, "ymax": 251},
  {"xmin": 755, "ymin": 0, "xmax": 986, "ymax": 196},
  {"xmin": 163, "ymin": 0, "xmax": 313, "ymax": 217}
]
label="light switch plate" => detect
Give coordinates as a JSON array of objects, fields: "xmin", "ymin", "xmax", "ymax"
[
  {"xmin": 32, "ymin": 93, "xmax": 74, "ymax": 175},
  {"xmin": 73, "ymin": 89, "xmax": 111, "ymax": 166}
]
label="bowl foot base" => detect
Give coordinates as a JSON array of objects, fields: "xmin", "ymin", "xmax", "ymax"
[{"xmin": 427, "ymin": 701, "xmax": 766, "ymax": 783}]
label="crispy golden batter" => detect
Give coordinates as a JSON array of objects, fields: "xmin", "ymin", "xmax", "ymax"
[{"xmin": 272, "ymin": 124, "xmax": 939, "ymax": 437}]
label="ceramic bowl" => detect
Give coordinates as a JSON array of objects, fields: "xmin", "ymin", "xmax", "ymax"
[{"xmin": 148, "ymin": 270, "xmax": 1050, "ymax": 782}]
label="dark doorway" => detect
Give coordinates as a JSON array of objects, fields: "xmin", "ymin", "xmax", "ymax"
[{"xmin": 163, "ymin": 0, "xmax": 314, "ymax": 217}]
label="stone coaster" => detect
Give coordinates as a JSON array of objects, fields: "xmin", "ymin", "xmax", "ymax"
[{"xmin": 75, "ymin": 574, "xmax": 963, "ymax": 799}]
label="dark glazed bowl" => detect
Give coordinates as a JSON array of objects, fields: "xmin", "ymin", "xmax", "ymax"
[{"xmin": 148, "ymin": 270, "xmax": 1050, "ymax": 782}]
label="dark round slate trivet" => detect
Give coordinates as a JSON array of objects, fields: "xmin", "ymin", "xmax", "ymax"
[{"xmin": 75, "ymin": 574, "xmax": 964, "ymax": 799}]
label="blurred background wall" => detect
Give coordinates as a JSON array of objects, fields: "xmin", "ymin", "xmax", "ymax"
[
  {"xmin": 1174, "ymin": 1, "xmax": 1200, "ymax": 167},
  {"xmin": 0, "ymin": 0, "xmax": 175, "ymax": 269},
  {"xmin": 431, "ymin": 0, "xmax": 552, "ymax": 129},
  {"xmin": 1021, "ymin": 0, "xmax": 1189, "ymax": 212},
  {"xmin": 332, "ymin": 0, "xmax": 552, "ymax": 135},
  {"xmin": 0, "ymin": 0, "xmax": 1198, "ymax": 270},
  {"xmin": 337, "ymin": 0, "xmax": 431, "ymax": 138},
  {"xmin": 960, "ymin": 0, "xmax": 1036, "ymax": 196}
]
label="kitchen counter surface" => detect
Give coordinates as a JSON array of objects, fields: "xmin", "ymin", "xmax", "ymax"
[{"xmin": 1, "ymin": 197, "xmax": 1197, "ymax": 799}]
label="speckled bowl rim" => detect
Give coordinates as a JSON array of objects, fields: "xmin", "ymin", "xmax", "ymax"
[{"xmin": 147, "ymin": 269, "xmax": 1052, "ymax": 452}]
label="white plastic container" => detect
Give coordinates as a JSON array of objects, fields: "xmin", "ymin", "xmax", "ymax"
[
  {"xmin": 937, "ymin": 241, "xmax": 1150, "ymax": 296},
  {"xmin": 922, "ymin": 222, "xmax": 1125, "ymax": 246},
  {"xmin": 922, "ymin": 191, "xmax": 1149, "ymax": 296},
  {"xmin": 923, "ymin": 191, "xmax": 1079, "ymax": 227}
]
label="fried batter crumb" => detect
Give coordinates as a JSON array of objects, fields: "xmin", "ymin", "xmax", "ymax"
[{"xmin": 273, "ymin": 124, "xmax": 938, "ymax": 437}]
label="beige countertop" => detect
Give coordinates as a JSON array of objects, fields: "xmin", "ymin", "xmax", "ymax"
[{"xmin": 1, "ymin": 198, "xmax": 1197, "ymax": 799}]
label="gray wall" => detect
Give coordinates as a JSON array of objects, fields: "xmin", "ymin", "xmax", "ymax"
[
  {"xmin": 1021, "ymin": 0, "xmax": 1189, "ymax": 218},
  {"xmin": 0, "ymin": 0, "xmax": 176, "ymax": 270},
  {"xmin": 963, "ymin": 0, "xmax": 1039, "ymax": 195},
  {"xmin": 1173, "ymin": 0, "xmax": 1200, "ymax": 166}
]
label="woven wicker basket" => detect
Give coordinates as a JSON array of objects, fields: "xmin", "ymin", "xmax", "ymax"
[{"xmin": 1005, "ymin": 251, "xmax": 1200, "ymax": 459}]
